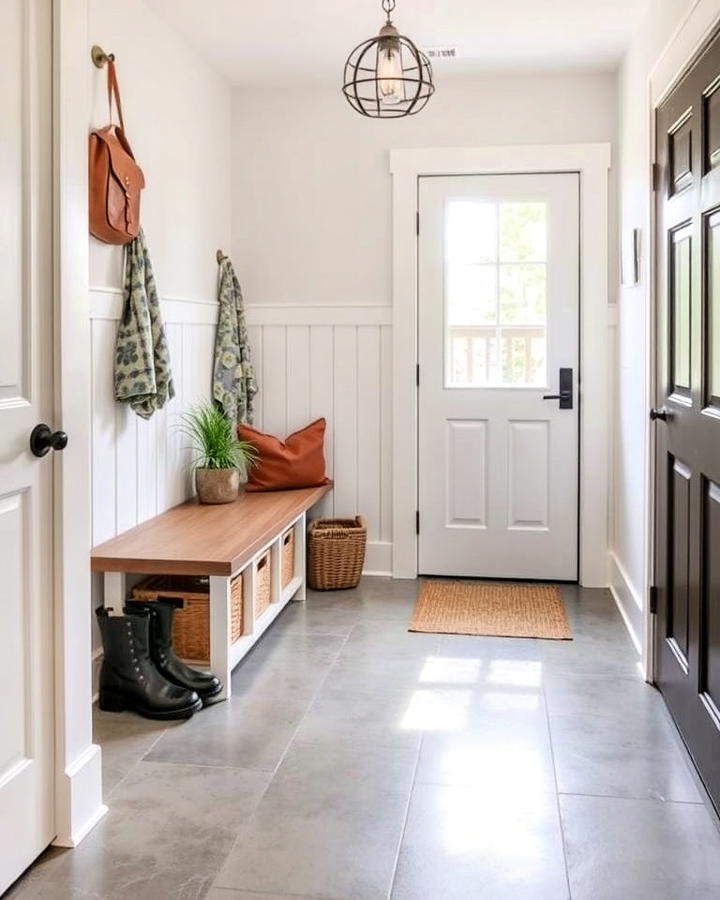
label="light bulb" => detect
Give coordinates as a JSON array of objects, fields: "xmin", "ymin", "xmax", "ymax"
[{"xmin": 377, "ymin": 39, "xmax": 405, "ymax": 105}]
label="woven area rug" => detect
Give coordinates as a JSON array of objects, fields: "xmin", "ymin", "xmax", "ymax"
[{"xmin": 409, "ymin": 580, "xmax": 572, "ymax": 640}]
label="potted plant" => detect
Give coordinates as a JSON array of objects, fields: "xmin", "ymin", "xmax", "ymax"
[{"xmin": 181, "ymin": 403, "xmax": 259, "ymax": 504}]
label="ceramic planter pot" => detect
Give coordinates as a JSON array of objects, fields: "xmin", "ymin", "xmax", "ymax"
[{"xmin": 195, "ymin": 467, "xmax": 241, "ymax": 504}]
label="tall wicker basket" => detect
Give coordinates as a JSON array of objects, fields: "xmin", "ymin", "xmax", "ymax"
[{"xmin": 307, "ymin": 517, "xmax": 366, "ymax": 590}]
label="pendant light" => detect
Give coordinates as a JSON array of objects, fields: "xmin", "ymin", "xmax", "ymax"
[{"xmin": 342, "ymin": 0, "xmax": 435, "ymax": 118}]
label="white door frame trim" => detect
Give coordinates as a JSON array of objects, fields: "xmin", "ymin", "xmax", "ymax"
[
  {"xmin": 643, "ymin": 1, "xmax": 720, "ymax": 680},
  {"xmin": 53, "ymin": 0, "xmax": 107, "ymax": 846},
  {"xmin": 390, "ymin": 143, "xmax": 611, "ymax": 585}
]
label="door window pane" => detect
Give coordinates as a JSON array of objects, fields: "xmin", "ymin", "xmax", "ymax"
[
  {"xmin": 672, "ymin": 234, "xmax": 691, "ymax": 391},
  {"xmin": 499, "ymin": 264, "xmax": 546, "ymax": 325},
  {"xmin": 446, "ymin": 201, "xmax": 496, "ymax": 263},
  {"xmin": 710, "ymin": 221, "xmax": 720, "ymax": 400},
  {"xmin": 500, "ymin": 329, "xmax": 546, "ymax": 385},
  {"xmin": 445, "ymin": 200, "xmax": 547, "ymax": 387},
  {"xmin": 447, "ymin": 265, "xmax": 497, "ymax": 325},
  {"xmin": 499, "ymin": 203, "xmax": 547, "ymax": 262}
]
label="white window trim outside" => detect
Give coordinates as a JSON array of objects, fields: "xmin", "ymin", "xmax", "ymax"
[{"xmin": 390, "ymin": 143, "xmax": 611, "ymax": 586}]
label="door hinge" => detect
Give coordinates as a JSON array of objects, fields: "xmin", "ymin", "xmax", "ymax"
[
  {"xmin": 415, "ymin": 510, "xmax": 420, "ymax": 534},
  {"xmin": 416, "ymin": 211, "xmax": 420, "ymax": 235},
  {"xmin": 651, "ymin": 162, "xmax": 660, "ymax": 192},
  {"xmin": 649, "ymin": 585, "xmax": 658, "ymax": 614},
  {"xmin": 416, "ymin": 363, "xmax": 420, "ymax": 387}
]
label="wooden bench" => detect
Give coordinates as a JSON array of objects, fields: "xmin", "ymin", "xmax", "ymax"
[{"xmin": 91, "ymin": 483, "xmax": 332, "ymax": 700}]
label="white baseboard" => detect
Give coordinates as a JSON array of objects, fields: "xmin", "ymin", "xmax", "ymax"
[
  {"xmin": 608, "ymin": 550, "xmax": 643, "ymax": 656},
  {"xmin": 53, "ymin": 743, "xmax": 107, "ymax": 848},
  {"xmin": 363, "ymin": 541, "xmax": 392, "ymax": 576}
]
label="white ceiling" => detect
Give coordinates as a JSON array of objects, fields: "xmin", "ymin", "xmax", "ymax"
[{"xmin": 151, "ymin": 0, "xmax": 649, "ymax": 86}]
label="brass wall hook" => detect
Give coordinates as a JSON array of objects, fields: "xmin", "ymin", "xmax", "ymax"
[{"xmin": 91, "ymin": 45, "xmax": 115, "ymax": 68}]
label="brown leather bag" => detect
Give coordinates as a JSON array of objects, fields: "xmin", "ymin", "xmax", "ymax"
[{"xmin": 89, "ymin": 61, "xmax": 145, "ymax": 244}]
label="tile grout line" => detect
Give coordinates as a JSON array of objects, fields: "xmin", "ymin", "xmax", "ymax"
[
  {"xmin": 206, "ymin": 623, "xmax": 353, "ymax": 890},
  {"xmin": 542, "ymin": 669, "xmax": 574, "ymax": 900},
  {"xmin": 104, "ymin": 723, "xmax": 171, "ymax": 800},
  {"xmin": 385, "ymin": 727, "xmax": 424, "ymax": 900},
  {"xmin": 385, "ymin": 630, "xmax": 440, "ymax": 899}
]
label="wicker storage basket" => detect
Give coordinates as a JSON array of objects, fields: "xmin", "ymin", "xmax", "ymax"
[
  {"xmin": 281, "ymin": 527, "xmax": 296, "ymax": 589},
  {"xmin": 254, "ymin": 551, "xmax": 272, "ymax": 618},
  {"xmin": 307, "ymin": 516, "xmax": 366, "ymax": 590},
  {"xmin": 132, "ymin": 572, "xmax": 243, "ymax": 663}
]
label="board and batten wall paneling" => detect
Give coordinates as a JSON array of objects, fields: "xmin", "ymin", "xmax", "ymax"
[
  {"xmin": 90, "ymin": 296, "xmax": 393, "ymax": 579},
  {"xmin": 246, "ymin": 306, "xmax": 393, "ymax": 575}
]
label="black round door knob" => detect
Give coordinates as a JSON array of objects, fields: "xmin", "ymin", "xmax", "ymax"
[
  {"xmin": 649, "ymin": 407, "xmax": 670, "ymax": 422},
  {"xmin": 30, "ymin": 424, "xmax": 69, "ymax": 458}
]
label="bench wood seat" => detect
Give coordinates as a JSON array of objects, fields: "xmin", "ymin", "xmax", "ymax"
[{"xmin": 91, "ymin": 483, "xmax": 332, "ymax": 700}]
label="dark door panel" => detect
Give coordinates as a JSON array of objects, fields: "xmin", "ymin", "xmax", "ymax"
[{"xmin": 655, "ymin": 27, "xmax": 720, "ymax": 814}]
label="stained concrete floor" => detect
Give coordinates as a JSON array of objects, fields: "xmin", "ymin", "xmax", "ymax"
[{"xmin": 8, "ymin": 578, "xmax": 720, "ymax": 899}]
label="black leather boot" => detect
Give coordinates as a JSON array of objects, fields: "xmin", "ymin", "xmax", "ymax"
[
  {"xmin": 125, "ymin": 598, "xmax": 224, "ymax": 705},
  {"xmin": 96, "ymin": 607, "xmax": 203, "ymax": 719}
]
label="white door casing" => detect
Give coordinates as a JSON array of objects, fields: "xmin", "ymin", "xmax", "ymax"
[
  {"xmin": 418, "ymin": 174, "xmax": 579, "ymax": 579},
  {"xmin": 0, "ymin": 0, "xmax": 55, "ymax": 889},
  {"xmin": 390, "ymin": 144, "xmax": 611, "ymax": 586}
]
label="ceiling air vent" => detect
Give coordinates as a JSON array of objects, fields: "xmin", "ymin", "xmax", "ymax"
[{"xmin": 422, "ymin": 46, "xmax": 459, "ymax": 60}]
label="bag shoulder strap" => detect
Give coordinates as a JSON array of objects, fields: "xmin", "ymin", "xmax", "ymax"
[{"xmin": 107, "ymin": 60, "xmax": 126, "ymax": 132}]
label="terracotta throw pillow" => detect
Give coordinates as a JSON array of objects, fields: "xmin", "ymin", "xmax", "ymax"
[{"xmin": 238, "ymin": 418, "xmax": 330, "ymax": 492}]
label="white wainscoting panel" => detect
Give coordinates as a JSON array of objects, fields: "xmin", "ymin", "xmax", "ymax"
[
  {"xmin": 90, "ymin": 294, "xmax": 393, "ymax": 587},
  {"xmin": 245, "ymin": 307, "xmax": 393, "ymax": 574}
]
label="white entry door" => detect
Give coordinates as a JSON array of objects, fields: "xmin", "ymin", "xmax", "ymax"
[
  {"xmin": 0, "ymin": 0, "xmax": 55, "ymax": 891},
  {"xmin": 418, "ymin": 173, "xmax": 579, "ymax": 580}
]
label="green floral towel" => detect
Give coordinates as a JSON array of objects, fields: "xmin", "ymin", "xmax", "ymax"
[
  {"xmin": 114, "ymin": 229, "xmax": 175, "ymax": 419},
  {"xmin": 213, "ymin": 258, "xmax": 257, "ymax": 425}
]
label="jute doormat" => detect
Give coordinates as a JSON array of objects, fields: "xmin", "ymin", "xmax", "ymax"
[{"xmin": 409, "ymin": 580, "xmax": 572, "ymax": 640}]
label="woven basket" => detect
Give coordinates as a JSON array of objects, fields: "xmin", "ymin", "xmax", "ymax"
[
  {"xmin": 132, "ymin": 572, "xmax": 243, "ymax": 663},
  {"xmin": 281, "ymin": 527, "xmax": 296, "ymax": 589},
  {"xmin": 307, "ymin": 517, "xmax": 366, "ymax": 590},
  {"xmin": 254, "ymin": 550, "xmax": 272, "ymax": 618}
]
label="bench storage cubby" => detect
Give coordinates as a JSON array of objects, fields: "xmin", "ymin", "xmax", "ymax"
[{"xmin": 92, "ymin": 484, "xmax": 332, "ymax": 700}]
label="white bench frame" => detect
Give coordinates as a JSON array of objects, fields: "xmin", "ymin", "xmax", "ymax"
[{"xmin": 103, "ymin": 511, "xmax": 308, "ymax": 700}]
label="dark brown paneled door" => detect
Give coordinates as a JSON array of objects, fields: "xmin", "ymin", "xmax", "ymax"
[{"xmin": 654, "ymin": 29, "xmax": 720, "ymax": 814}]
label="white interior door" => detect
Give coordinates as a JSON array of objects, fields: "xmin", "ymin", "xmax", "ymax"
[
  {"xmin": 418, "ymin": 173, "xmax": 579, "ymax": 580},
  {"xmin": 0, "ymin": 0, "xmax": 55, "ymax": 890}
]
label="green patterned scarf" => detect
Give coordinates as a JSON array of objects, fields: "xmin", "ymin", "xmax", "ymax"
[
  {"xmin": 213, "ymin": 258, "xmax": 257, "ymax": 425},
  {"xmin": 114, "ymin": 229, "xmax": 175, "ymax": 419}
]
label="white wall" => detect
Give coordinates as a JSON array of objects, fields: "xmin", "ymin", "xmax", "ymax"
[
  {"xmin": 233, "ymin": 73, "xmax": 617, "ymax": 308},
  {"xmin": 610, "ymin": 0, "xmax": 696, "ymax": 649},
  {"xmin": 89, "ymin": 0, "xmax": 233, "ymax": 652},
  {"xmin": 232, "ymin": 72, "xmax": 618, "ymax": 573}
]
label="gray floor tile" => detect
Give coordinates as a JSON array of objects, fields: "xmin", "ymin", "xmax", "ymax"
[
  {"xmin": 294, "ymin": 683, "xmax": 422, "ymax": 749},
  {"xmin": 561, "ymin": 794, "xmax": 720, "ymax": 899},
  {"xmin": 205, "ymin": 890, "xmax": 332, "ymax": 900},
  {"xmin": 541, "ymin": 632, "xmax": 641, "ymax": 677},
  {"xmin": 437, "ymin": 632, "xmax": 544, "ymax": 661},
  {"xmin": 214, "ymin": 742, "xmax": 417, "ymax": 900},
  {"xmin": 550, "ymin": 710, "xmax": 702, "ymax": 802},
  {"xmin": 391, "ymin": 782, "xmax": 569, "ymax": 900},
  {"xmin": 13, "ymin": 578, "xmax": 720, "ymax": 900},
  {"xmin": 339, "ymin": 618, "xmax": 440, "ymax": 659},
  {"xmin": 25, "ymin": 762, "xmax": 270, "ymax": 900},
  {"xmin": 144, "ymin": 700, "xmax": 301, "ymax": 772},
  {"xmin": 270, "ymin": 599, "xmax": 361, "ymax": 636},
  {"xmin": 543, "ymin": 670, "xmax": 664, "ymax": 720},
  {"xmin": 415, "ymin": 709, "xmax": 555, "ymax": 791},
  {"xmin": 93, "ymin": 709, "xmax": 170, "ymax": 796}
]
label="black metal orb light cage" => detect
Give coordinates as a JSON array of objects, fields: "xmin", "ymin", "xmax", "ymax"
[{"xmin": 342, "ymin": 0, "xmax": 435, "ymax": 119}]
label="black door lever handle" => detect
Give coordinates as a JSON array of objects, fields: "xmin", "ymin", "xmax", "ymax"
[
  {"xmin": 650, "ymin": 407, "xmax": 669, "ymax": 422},
  {"xmin": 542, "ymin": 368, "xmax": 574, "ymax": 409}
]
